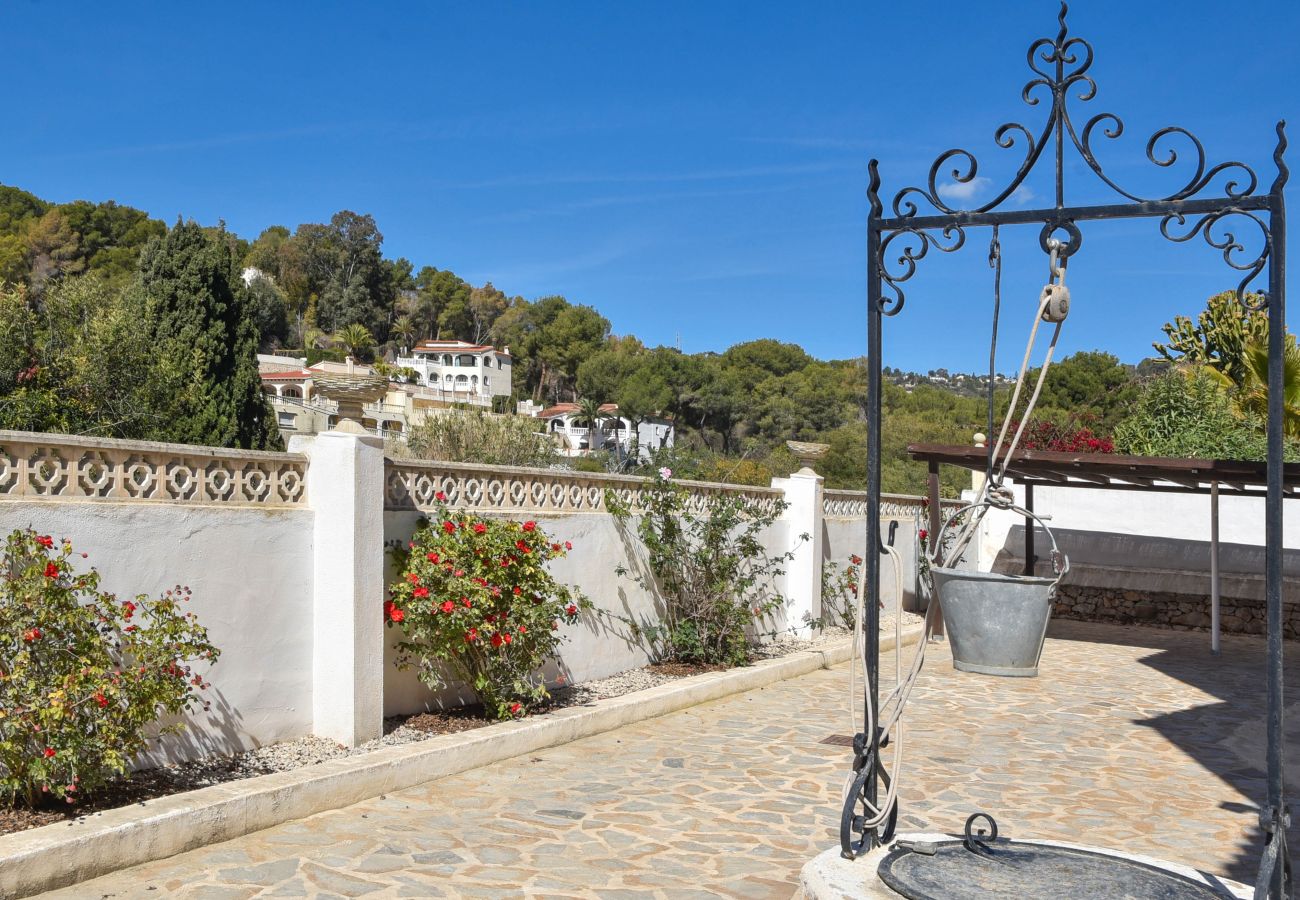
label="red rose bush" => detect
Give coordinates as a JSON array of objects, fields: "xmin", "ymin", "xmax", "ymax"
[
  {"xmin": 0, "ymin": 528, "xmax": 219, "ymax": 808},
  {"xmin": 386, "ymin": 499, "xmax": 587, "ymax": 720}
]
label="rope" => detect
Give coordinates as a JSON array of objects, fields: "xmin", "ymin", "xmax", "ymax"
[{"xmin": 845, "ymin": 538, "xmax": 937, "ymax": 832}]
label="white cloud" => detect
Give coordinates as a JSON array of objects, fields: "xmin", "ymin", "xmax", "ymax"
[
  {"xmin": 936, "ymin": 175, "xmax": 992, "ymax": 202},
  {"xmin": 1011, "ymin": 184, "xmax": 1036, "ymax": 205}
]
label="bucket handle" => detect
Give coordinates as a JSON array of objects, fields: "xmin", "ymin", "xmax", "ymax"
[{"xmin": 932, "ymin": 500, "xmax": 1069, "ymax": 580}]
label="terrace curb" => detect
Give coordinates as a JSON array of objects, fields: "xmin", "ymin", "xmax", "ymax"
[{"xmin": 0, "ymin": 625, "xmax": 923, "ymax": 899}]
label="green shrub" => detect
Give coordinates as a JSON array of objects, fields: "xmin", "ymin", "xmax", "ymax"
[
  {"xmin": 1113, "ymin": 366, "xmax": 1298, "ymax": 460},
  {"xmin": 0, "ymin": 529, "xmax": 219, "ymax": 807},
  {"xmin": 400, "ymin": 410, "xmax": 556, "ymax": 468},
  {"xmin": 386, "ymin": 500, "xmax": 587, "ymax": 719},
  {"xmin": 606, "ymin": 469, "xmax": 798, "ymax": 666}
]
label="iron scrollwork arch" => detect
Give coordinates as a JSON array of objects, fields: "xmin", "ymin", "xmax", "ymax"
[{"xmin": 869, "ymin": 1, "xmax": 1278, "ymax": 314}]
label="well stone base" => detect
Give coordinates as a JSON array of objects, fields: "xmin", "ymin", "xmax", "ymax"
[{"xmin": 797, "ymin": 834, "xmax": 1251, "ymax": 899}]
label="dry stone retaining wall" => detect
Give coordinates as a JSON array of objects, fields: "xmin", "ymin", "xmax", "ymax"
[{"xmin": 1053, "ymin": 583, "xmax": 1300, "ymax": 639}]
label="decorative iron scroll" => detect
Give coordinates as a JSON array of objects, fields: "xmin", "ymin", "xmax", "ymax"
[
  {"xmin": 870, "ymin": 2, "xmax": 1279, "ymax": 315},
  {"xmin": 385, "ymin": 459, "xmax": 783, "ymax": 517},
  {"xmin": 0, "ymin": 433, "xmax": 307, "ymax": 506}
]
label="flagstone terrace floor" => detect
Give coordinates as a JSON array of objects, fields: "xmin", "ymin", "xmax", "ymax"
[{"xmin": 48, "ymin": 620, "xmax": 1300, "ymax": 898}]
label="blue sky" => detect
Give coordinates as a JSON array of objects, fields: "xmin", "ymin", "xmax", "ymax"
[{"xmin": 3, "ymin": 1, "xmax": 1297, "ymax": 372}]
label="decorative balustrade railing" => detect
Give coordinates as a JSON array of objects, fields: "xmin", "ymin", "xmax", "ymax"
[
  {"xmin": 823, "ymin": 489, "xmax": 960, "ymax": 519},
  {"xmin": 384, "ymin": 458, "xmax": 783, "ymax": 516},
  {"xmin": 0, "ymin": 431, "xmax": 308, "ymax": 506}
]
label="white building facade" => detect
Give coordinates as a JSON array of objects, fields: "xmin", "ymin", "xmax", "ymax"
[
  {"xmin": 393, "ymin": 340, "xmax": 513, "ymax": 407},
  {"xmin": 533, "ymin": 403, "xmax": 674, "ymax": 462}
]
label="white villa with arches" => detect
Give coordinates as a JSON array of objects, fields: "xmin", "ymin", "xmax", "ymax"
[{"xmin": 393, "ymin": 340, "xmax": 513, "ymax": 405}]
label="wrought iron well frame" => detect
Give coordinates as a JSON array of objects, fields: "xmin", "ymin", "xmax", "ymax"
[{"xmin": 847, "ymin": 4, "xmax": 1290, "ymax": 895}]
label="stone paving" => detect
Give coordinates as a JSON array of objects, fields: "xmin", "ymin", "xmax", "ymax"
[{"xmin": 46, "ymin": 620, "xmax": 1300, "ymax": 898}]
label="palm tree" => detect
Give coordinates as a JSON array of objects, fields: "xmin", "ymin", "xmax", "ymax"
[
  {"xmin": 1236, "ymin": 338, "xmax": 1300, "ymax": 439},
  {"xmin": 571, "ymin": 397, "xmax": 611, "ymax": 453},
  {"xmin": 333, "ymin": 323, "xmax": 376, "ymax": 361},
  {"xmin": 392, "ymin": 315, "xmax": 418, "ymax": 353}
]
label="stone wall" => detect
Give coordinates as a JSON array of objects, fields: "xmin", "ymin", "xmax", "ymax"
[{"xmin": 1052, "ymin": 584, "xmax": 1300, "ymax": 639}]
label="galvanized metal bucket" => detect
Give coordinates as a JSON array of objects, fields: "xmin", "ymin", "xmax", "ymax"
[
  {"xmin": 930, "ymin": 566, "xmax": 1060, "ymax": 677},
  {"xmin": 927, "ymin": 500, "xmax": 1068, "ymax": 678}
]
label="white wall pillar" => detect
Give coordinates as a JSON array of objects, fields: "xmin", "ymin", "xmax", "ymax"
[
  {"xmin": 773, "ymin": 468, "xmax": 824, "ymax": 633},
  {"xmin": 289, "ymin": 430, "xmax": 385, "ymax": 746}
]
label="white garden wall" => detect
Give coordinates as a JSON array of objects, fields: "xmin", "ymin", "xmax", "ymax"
[
  {"xmin": 0, "ymin": 429, "xmax": 928, "ymax": 763},
  {"xmin": 0, "ymin": 433, "xmax": 314, "ymax": 765}
]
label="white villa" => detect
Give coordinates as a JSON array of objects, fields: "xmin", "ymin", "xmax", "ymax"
[
  {"xmin": 530, "ymin": 402, "xmax": 674, "ymax": 462},
  {"xmin": 260, "ymin": 341, "xmax": 515, "ymax": 439},
  {"xmin": 393, "ymin": 340, "xmax": 513, "ymax": 407}
]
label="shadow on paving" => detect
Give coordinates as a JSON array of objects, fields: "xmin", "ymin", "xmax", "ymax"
[{"xmin": 1048, "ymin": 620, "xmax": 1300, "ymax": 885}]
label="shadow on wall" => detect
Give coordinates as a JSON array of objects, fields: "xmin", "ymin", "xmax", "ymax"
[
  {"xmin": 1049, "ymin": 621, "xmax": 1300, "ymax": 885},
  {"xmin": 134, "ymin": 685, "xmax": 247, "ymax": 769}
]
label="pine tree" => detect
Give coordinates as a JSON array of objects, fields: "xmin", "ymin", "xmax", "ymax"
[{"xmin": 135, "ymin": 220, "xmax": 281, "ymax": 450}]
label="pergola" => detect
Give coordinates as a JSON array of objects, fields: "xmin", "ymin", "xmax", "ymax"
[{"xmin": 909, "ymin": 442, "xmax": 1300, "ymax": 653}]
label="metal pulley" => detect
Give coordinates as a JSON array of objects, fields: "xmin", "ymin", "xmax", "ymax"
[
  {"xmin": 1040, "ymin": 238, "xmax": 1070, "ymax": 323},
  {"xmin": 1039, "ymin": 282, "xmax": 1070, "ymax": 322}
]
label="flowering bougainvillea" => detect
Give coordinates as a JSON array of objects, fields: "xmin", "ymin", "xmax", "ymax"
[
  {"xmin": 386, "ymin": 499, "xmax": 587, "ymax": 720},
  {"xmin": 0, "ymin": 529, "xmax": 219, "ymax": 808},
  {"xmin": 1016, "ymin": 418, "xmax": 1115, "ymax": 453}
]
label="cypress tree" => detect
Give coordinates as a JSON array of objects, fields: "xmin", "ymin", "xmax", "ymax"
[{"xmin": 135, "ymin": 220, "xmax": 282, "ymax": 450}]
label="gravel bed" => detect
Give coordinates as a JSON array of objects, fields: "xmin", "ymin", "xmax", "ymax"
[{"xmin": 0, "ymin": 618, "xmax": 920, "ymax": 837}]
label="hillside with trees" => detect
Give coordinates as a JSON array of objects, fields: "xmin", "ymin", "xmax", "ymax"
[{"xmin": 0, "ymin": 183, "xmax": 1291, "ymax": 494}]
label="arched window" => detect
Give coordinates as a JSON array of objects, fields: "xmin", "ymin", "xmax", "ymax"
[
  {"xmin": 282, "ymin": 386, "xmax": 302, "ymax": 399},
  {"xmin": 442, "ymin": 354, "xmax": 453, "ymax": 366},
  {"xmin": 454, "ymin": 374, "xmax": 469, "ymax": 387},
  {"xmin": 458, "ymin": 354, "xmax": 476, "ymax": 367}
]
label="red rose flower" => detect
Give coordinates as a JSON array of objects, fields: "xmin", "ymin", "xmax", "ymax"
[
  {"xmin": 564, "ymin": 541, "xmax": 572, "ymax": 550},
  {"xmin": 94, "ymin": 693, "xmax": 108, "ymax": 708},
  {"xmin": 435, "ymin": 491, "xmax": 447, "ymax": 501},
  {"xmin": 465, "ymin": 628, "xmax": 478, "ymax": 642},
  {"xmin": 407, "ymin": 572, "xmax": 421, "ymax": 584},
  {"xmin": 515, "ymin": 540, "xmax": 528, "ymax": 551},
  {"xmin": 473, "ymin": 577, "xmax": 487, "ymax": 586},
  {"xmin": 427, "ymin": 552, "xmax": 440, "ymax": 563},
  {"xmin": 551, "ymin": 543, "xmax": 561, "ymax": 552},
  {"xmin": 122, "ymin": 601, "xmax": 136, "ymax": 619},
  {"xmin": 462, "ymin": 597, "xmax": 472, "ymax": 608},
  {"xmin": 439, "ymin": 600, "xmax": 454, "ymax": 613},
  {"xmin": 43, "ymin": 747, "xmax": 55, "ymax": 758},
  {"xmin": 510, "ymin": 702, "xmax": 522, "ymax": 715},
  {"xmin": 22, "ymin": 627, "xmax": 41, "ymax": 642},
  {"xmin": 503, "ymin": 633, "xmax": 513, "ymax": 644},
  {"xmin": 473, "ymin": 523, "xmax": 487, "ymax": 534},
  {"xmin": 517, "ymin": 625, "xmax": 527, "ymax": 634},
  {"xmin": 566, "ymin": 604, "xmax": 578, "ymax": 616},
  {"xmin": 491, "ymin": 632, "xmax": 504, "ymax": 647},
  {"xmin": 443, "ymin": 521, "xmax": 456, "ymax": 534},
  {"xmin": 500, "ymin": 558, "xmax": 510, "ymax": 567},
  {"xmin": 918, "ymin": 529, "xmax": 929, "ymax": 542},
  {"xmin": 413, "ymin": 587, "xmax": 429, "ymax": 599},
  {"xmin": 513, "ymin": 586, "xmax": 522, "ymax": 595},
  {"xmin": 523, "ymin": 521, "xmax": 536, "ymax": 532},
  {"xmin": 43, "ymin": 562, "xmax": 59, "ymax": 579},
  {"xmin": 36, "ymin": 535, "xmax": 53, "ymax": 549},
  {"xmin": 454, "ymin": 569, "xmax": 465, "ymax": 578},
  {"xmin": 391, "ymin": 608, "xmax": 405, "ymax": 623}
]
